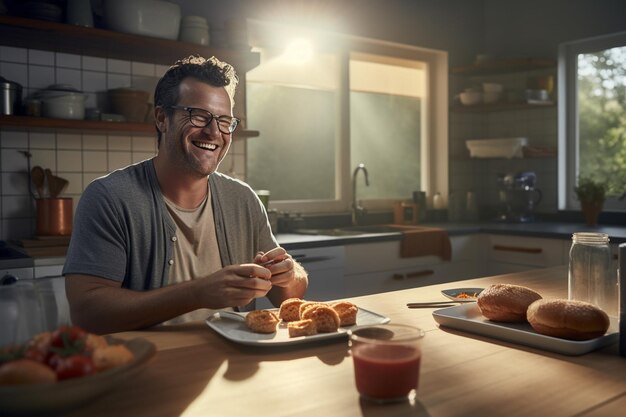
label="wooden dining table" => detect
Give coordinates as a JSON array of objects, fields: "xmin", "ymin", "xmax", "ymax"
[{"xmin": 63, "ymin": 266, "xmax": 625, "ymax": 417}]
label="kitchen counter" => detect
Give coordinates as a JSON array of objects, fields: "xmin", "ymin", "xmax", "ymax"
[
  {"xmin": 11, "ymin": 222, "xmax": 625, "ymax": 265},
  {"xmin": 276, "ymin": 221, "xmax": 626, "ymax": 250},
  {"xmin": 65, "ymin": 266, "xmax": 625, "ymax": 417}
]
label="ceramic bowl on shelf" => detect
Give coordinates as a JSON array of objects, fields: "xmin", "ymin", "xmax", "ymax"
[
  {"xmin": 482, "ymin": 82, "xmax": 503, "ymax": 93},
  {"xmin": 482, "ymin": 91, "xmax": 501, "ymax": 104},
  {"xmin": 107, "ymin": 88, "xmax": 151, "ymax": 123},
  {"xmin": 103, "ymin": 0, "xmax": 181, "ymax": 40},
  {"xmin": 33, "ymin": 85, "xmax": 87, "ymax": 120},
  {"xmin": 459, "ymin": 91, "xmax": 482, "ymax": 106},
  {"xmin": 466, "ymin": 137, "xmax": 529, "ymax": 159}
]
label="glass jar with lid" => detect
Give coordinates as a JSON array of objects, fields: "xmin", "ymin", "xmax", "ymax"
[{"xmin": 568, "ymin": 232, "xmax": 618, "ymax": 329}]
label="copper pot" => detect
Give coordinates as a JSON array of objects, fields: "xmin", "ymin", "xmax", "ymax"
[{"xmin": 36, "ymin": 198, "xmax": 73, "ymax": 236}]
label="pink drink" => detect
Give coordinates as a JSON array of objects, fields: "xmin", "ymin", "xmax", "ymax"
[{"xmin": 352, "ymin": 343, "xmax": 421, "ymax": 400}]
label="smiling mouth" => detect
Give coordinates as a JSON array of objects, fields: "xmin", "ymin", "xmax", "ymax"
[{"xmin": 192, "ymin": 141, "xmax": 218, "ymax": 151}]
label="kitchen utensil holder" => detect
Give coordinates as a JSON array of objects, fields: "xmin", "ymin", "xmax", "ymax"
[{"xmin": 36, "ymin": 198, "xmax": 73, "ymax": 236}]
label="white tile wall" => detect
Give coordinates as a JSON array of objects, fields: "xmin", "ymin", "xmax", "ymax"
[
  {"xmin": 0, "ymin": 47, "xmax": 248, "ymax": 241},
  {"xmin": 449, "ymin": 104, "xmax": 558, "ymax": 216}
]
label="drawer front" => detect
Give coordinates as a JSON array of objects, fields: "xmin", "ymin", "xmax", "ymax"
[
  {"xmin": 345, "ymin": 241, "xmax": 440, "ymax": 275},
  {"xmin": 289, "ymin": 246, "xmax": 345, "ymax": 271},
  {"xmin": 345, "ymin": 263, "xmax": 453, "ymax": 297},
  {"xmin": 487, "ymin": 235, "xmax": 566, "ymax": 267},
  {"xmin": 451, "ymin": 234, "xmax": 482, "ymax": 261}
]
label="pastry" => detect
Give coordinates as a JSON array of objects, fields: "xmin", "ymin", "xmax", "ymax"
[
  {"xmin": 298, "ymin": 301, "xmax": 327, "ymax": 318},
  {"xmin": 287, "ymin": 319, "xmax": 317, "ymax": 337},
  {"xmin": 301, "ymin": 305, "xmax": 340, "ymax": 333},
  {"xmin": 331, "ymin": 301, "xmax": 358, "ymax": 326},
  {"xmin": 477, "ymin": 283, "xmax": 542, "ymax": 322},
  {"xmin": 527, "ymin": 298, "xmax": 610, "ymax": 340},
  {"xmin": 279, "ymin": 298, "xmax": 305, "ymax": 322},
  {"xmin": 245, "ymin": 309, "xmax": 279, "ymax": 334}
]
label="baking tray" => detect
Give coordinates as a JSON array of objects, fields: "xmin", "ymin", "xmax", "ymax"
[
  {"xmin": 206, "ymin": 308, "xmax": 390, "ymax": 347},
  {"xmin": 432, "ymin": 303, "xmax": 618, "ymax": 356}
]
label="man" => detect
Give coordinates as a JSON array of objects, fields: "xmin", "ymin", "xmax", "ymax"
[{"xmin": 63, "ymin": 56, "xmax": 308, "ymax": 334}]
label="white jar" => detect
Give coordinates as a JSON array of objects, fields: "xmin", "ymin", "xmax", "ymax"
[{"xmin": 179, "ymin": 16, "xmax": 210, "ymax": 46}]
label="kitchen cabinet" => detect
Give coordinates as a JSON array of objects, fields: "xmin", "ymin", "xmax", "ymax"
[
  {"xmin": 0, "ymin": 16, "xmax": 260, "ymax": 138},
  {"xmin": 484, "ymin": 233, "xmax": 567, "ymax": 276},
  {"xmin": 344, "ymin": 235, "xmax": 483, "ymax": 297}
]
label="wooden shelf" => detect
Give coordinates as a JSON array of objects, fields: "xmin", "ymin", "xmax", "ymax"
[
  {"xmin": 451, "ymin": 58, "xmax": 556, "ymax": 76},
  {"xmin": 0, "ymin": 115, "xmax": 260, "ymax": 138},
  {"xmin": 451, "ymin": 102, "xmax": 556, "ymax": 113},
  {"xmin": 0, "ymin": 16, "xmax": 261, "ymax": 139},
  {"xmin": 0, "ymin": 16, "xmax": 260, "ymax": 71},
  {"xmin": 451, "ymin": 155, "xmax": 557, "ymax": 161}
]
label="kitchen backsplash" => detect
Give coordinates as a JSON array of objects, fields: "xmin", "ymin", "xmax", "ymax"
[{"xmin": 0, "ymin": 46, "xmax": 247, "ymax": 241}]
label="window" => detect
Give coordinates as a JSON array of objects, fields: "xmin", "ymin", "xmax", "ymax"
[
  {"xmin": 559, "ymin": 31, "xmax": 626, "ymax": 211},
  {"xmin": 349, "ymin": 55, "xmax": 426, "ymax": 202},
  {"xmin": 246, "ymin": 21, "xmax": 448, "ymax": 213}
]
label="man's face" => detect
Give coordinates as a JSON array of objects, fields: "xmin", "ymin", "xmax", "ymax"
[{"xmin": 160, "ymin": 78, "xmax": 233, "ymax": 177}]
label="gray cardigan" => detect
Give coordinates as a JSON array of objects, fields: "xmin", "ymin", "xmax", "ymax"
[{"xmin": 62, "ymin": 159, "xmax": 277, "ymax": 291}]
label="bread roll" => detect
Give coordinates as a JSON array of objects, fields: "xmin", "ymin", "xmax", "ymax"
[
  {"xmin": 301, "ymin": 305, "xmax": 340, "ymax": 333},
  {"xmin": 527, "ymin": 299, "xmax": 610, "ymax": 341},
  {"xmin": 92, "ymin": 344, "xmax": 134, "ymax": 372},
  {"xmin": 477, "ymin": 283, "xmax": 542, "ymax": 322},
  {"xmin": 245, "ymin": 310, "xmax": 279, "ymax": 334},
  {"xmin": 331, "ymin": 301, "xmax": 358, "ymax": 326},
  {"xmin": 287, "ymin": 319, "xmax": 317, "ymax": 337},
  {"xmin": 279, "ymin": 298, "xmax": 305, "ymax": 322},
  {"xmin": 298, "ymin": 301, "xmax": 327, "ymax": 318},
  {"xmin": 0, "ymin": 359, "xmax": 57, "ymax": 385}
]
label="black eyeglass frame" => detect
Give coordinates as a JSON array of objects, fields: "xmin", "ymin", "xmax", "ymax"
[{"xmin": 169, "ymin": 105, "xmax": 240, "ymax": 134}]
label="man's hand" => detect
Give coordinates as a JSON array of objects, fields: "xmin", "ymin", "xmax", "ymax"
[
  {"xmin": 196, "ymin": 263, "xmax": 273, "ymax": 308},
  {"xmin": 253, "ymin": 247, "xmax": 308, "ymax": 306},
  {"xmin": 253, "ymin": 247, "xmax": 293, "ymax": 288}
]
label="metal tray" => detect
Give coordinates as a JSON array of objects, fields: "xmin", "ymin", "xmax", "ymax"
[
  {"xmin": 206, "ymin": 308, "xmax": 390, "ymax": 347},
  {"xmin": 432, "ymin": 303, "xmax": 618, "ymax": 356}
]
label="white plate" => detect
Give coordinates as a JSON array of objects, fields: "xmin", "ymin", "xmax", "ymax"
[
  {"xmin": 206, "ymin": 308, "xmax": 390, "ymax": 347},
  {"xmin": 0, "ymin": 337, "xmax": 156, "ymax": 415},
  {"xmin": 441, "ymin": 287, "xmax": 484, "ymax": 302},
  {"xmin": 432, "ymin": 303, "xmax": 618, "ymax": 356}
]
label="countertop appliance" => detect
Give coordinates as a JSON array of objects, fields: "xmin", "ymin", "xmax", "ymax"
[
  {"xmin": 496, "ymin": 171, "xmax": 543, "ymax": 223},
  {"xmin": 1, "ymin": 242, "xmax": 69, "ymax": 344}
]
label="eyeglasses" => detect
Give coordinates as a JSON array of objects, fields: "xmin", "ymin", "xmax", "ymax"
[{"xmin": 169, "ymin": 105, "xmax": 240, "ymax": 134}]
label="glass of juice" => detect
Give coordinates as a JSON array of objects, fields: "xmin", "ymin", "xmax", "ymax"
[{"xmin": 348, "ymin": 323, "xmax": 425, "ymax": 403}]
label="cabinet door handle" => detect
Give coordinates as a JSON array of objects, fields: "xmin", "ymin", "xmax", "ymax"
[
  {"xmin": 392, "ymin": 270, "xmax": 435, "ymax": 280},
  {"xmin": 292, "ymin": 255, "xmax": 335, "ymax": 264},
  {"xmin": 493, "ymin": 245, "xmax": 542, "ymax": 254}
]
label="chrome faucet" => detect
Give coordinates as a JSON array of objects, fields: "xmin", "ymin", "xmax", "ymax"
[{"xmin": 352, "ymin": 163, "xmax": 370, "ymax": 225}]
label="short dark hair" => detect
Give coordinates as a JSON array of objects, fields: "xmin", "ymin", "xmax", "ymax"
[{"xmin": 154, "ymin": 55, "xmax": 238, "ymax": 145}]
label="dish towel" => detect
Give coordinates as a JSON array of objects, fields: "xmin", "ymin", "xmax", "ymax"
[{"xmin": 391, "ymin": 225, "xmax": 452, "ymax": 260}]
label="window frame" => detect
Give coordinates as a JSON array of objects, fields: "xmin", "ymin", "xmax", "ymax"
[
  {"xmin": 245, "ymin": 22, "xmax": 448, "ymax": 214},
  {"xmin": 558, "ymin": 31, "xmax": 626, "ymax": 212}
]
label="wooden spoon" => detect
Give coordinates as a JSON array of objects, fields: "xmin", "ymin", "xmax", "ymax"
[
  {"xmin": 44, "ymin": 169, "xmax": 69, "ymax": 198},
  {"xmin": 31, "ymin": 166, "xmax": 45, "ymax": 198},
  {"xmin": 51, "ymin": 175, "xmax": 69, "ymax": 198},
  {"xmin": 44, "ymin": 168, "xmax": 54, "ymax": 198}
]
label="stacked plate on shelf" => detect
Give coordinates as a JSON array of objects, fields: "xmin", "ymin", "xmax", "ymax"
[{"xmin": 24, "ymin": 1, "xmax": 63, "ymax": 22}]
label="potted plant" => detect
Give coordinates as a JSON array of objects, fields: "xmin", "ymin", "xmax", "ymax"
[{"xmin": 574, "ymin": 176, "xmax": 608, "ymax": 226}]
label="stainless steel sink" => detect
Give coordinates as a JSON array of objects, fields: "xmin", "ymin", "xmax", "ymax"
[{"xmin": 294, "ymin": 225, "xmax": 404, "ymax": 236}]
